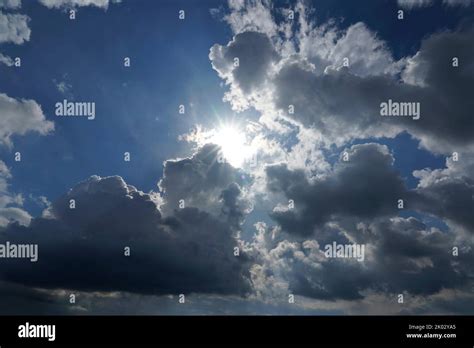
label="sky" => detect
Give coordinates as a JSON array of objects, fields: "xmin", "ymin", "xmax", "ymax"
[{"xmin": 0, "ymin": 0, "xmax": 473, "ymax": 315}]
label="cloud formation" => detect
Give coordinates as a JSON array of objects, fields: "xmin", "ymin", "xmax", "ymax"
[
  {"xmin": 266, "ymin": 144, "xmax": 408, "ymax": 236},
  {"xmin": 0, "ymin": 174, "xmax": 252, "ymax": 296},
  {"xmin": 0, "ymin": 93, "xmax": 54, "ymax": 147},
  {"xmin": 0, "ymin": 0, "xmax": 21, "ymax": 9},
  {"xmin": 210, "ymin": 2, "xmax": 474, "ymax": 154},
  {"xmin": 0, "ymin": 0, "xmax": 472, "ymax": 315},
  {"xmin": 0, "ymin": 11, "xmax": 29, "ymax": 44}
]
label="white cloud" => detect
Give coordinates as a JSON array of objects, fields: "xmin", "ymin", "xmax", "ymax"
[
  {"xmin": 0, "ymin": 12, "xmax": 30, "ymax": 44},
  {"xmin": 0, "ymin": 52, "xmax": 13, "ymax": 66},
  {"xmin": 210, "ymin": 1, "xmax": 474, "ymax": 154},
  {"xmin": 0, "ymin": 160, "xmax": 31, "ymax": 226},
  {"xmin": 0, "ymin": 0, "xmax": 21, "ymax": 9},
  {"xmin": 0, "ymin": 93, "xmax": 54, "ymax": 147},
  {"xmin": 397, "ymin": 0, "xmax": 433, "ymax": 9},
  {"xmin": 223, "ymin": 0, "xmax": 278, "ymax": 37}
]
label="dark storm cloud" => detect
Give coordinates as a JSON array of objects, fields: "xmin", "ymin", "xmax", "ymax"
[
  {"xmin": 255, "ymin": 216, "xmax": 472, "ymax": 301},
  {"xmin": 367, "ymin": 217, "xmax": 471, "ymax": 295},
  {"xmin": 0, "ymin": 281, "xmax": 73, "ymax": 315},
  {"xmin": 414, "ymin": 174, "xmax": 474, "ymax": 232},
  {"xmin": 0, "ymin": 174, "xmax": 252, "ymax": 296},
  {"xmin": 220, "ymin": 182, "xmax": 248, "ymax": 226},
  {"xmin": 257, "ymin": 144, "xmax": 473, "ymax": 300},
  {"xmin": 265, "ymin": 141, "xmax": 474, "ymax": 236},
  {"xmin": 265, "ymin": 143, "xmax": 409, "ymax": 236}
]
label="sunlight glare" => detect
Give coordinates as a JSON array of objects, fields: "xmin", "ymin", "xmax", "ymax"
[{"xmin": 211, "ymin": 125, "xmax": 252, "ymax": 168}]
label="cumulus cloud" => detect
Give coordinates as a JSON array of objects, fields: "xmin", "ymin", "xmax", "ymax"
[
  {"xmin": 250, "ymin": 214, "xmax": 472, "ymax": 303},
  {"xmin": 265, "ymin": 143, "xmax": 408, "ymax": 236},
  {"xmin": 158, "ymin": 143, "xmax": 247, "ymax": 218},
  {"xmin": 210, "ymin": 31, "xmax": 277, "ymax": 94},
  {"xmin": 205, "ymin": 2, "xmax": 474, "ymax": 310},
  {"xmin": 413, "ymin": 156, "xmax": 474, "ymax": 233},
  {"xmin": 243, "ymin": 141, "xmax": 474, "ymax": 304},
  {"xmin": 210, "ymin": 1, "xmax": 474, "ymax": 154},
  {"xmin": 0, "ymin": 0, "xmax": 21, "ymax": 9},
  {"xmin": 0, "ymin": 175, "xmax": 252, "ymax": 296},
  {"xmin": 0, "ymin": 93, "xmax": 54, "ymax": 147},
  {"xmin": 222, "ymin": 0, "xmax": 278, "ymax": 38},
  {"xmin": 0, "ymin": 11, "xmax": 30, "ymax": 44},
  {"xmin": 263, "ymin": 141, "xmax": 474, "ymax": 237}
]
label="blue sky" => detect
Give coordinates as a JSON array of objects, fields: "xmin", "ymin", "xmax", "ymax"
[{"xmin": 1, "ymin": 0, "xmax": 238, "ymax": 214}]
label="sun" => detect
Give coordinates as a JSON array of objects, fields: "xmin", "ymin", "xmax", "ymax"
[{"xmin": 210, "ymin": 125, "xmax": 252, "ymax": 168}]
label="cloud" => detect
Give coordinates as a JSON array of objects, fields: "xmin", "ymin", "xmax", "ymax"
[
  {"xmin": 210, "ymin": 1, "xmax": 474, "ymax": 154},
  {"xmin": 443, "ymin": 0, "xmax": 473, "ymax": 5},
  {"xmin": 38, "ymin": 0, "xmax": 119, "ymax": 9},
  {"xmin": 265, "ymin": 144, "xmax": 408, "ymax": 236},
  {"xmin": 246, "ymin": 141, "xmax": 474, "ymax": 303},
  {"xmin": 158, "ymin": 143, "xmax": 246, "ymax": 218},
  {"xmin": 413, "ymin": 156, "xmax": 474, "ymax": 233},
  {"xmin": 222, "ymin": 0, "xmax": 278, "ymax": 38},
  {"xmin": 206, "ymin": 1, "xmax": 474, "ymax": 309},
  {"xmin": 0, "ymin": 0, "xmax": 472, "ymax": 315},
  {"xmin": 251, "ymin": 215, "xmax": 472, "ymax": 303},
  {"xmin": 0, "ymin": 281, "xmax": 73, "ymax": 315},
  {"xmin": 0, "ymin": 160, "xmax": 31, "ymax": 226},
  {"xmin": 398, "ymin": 0, "xmax": 473, "ymax": 9},
  {"xmin": 55, "ymin": 80, "xmax": 72, "ymax": 95},
  {"xmin": 0, "ymin": 52, "xmax": 13, "ymax": 66},
  {"xmin": 0, "ymin": 93, "xmax": 54, "ymax": 147},
  {"xmin": 297, "ymin": 21, "xmax": 404, "ymax": 78},
  {"xmin": 397, "ymin": 0, "xmax": 433, "ymax": 9},
  {"xmin": 0, "ymin": 11, "xmax": 30, "ymax": 44},
  {"xmin": 0, "ymin": 0, "xmax": 21, "ymax": 9},
  {"xmin": 210, "ymin": 31, "xmax": 277, "ymax": 94},
  {"xmin": 273, "ymin": 27, "xmax": 474, "ymax": 152},
  {"xmin": 0, "ymin": 174, "xmax": 252, "ymax": 296},
  {"xmin": 263, "ymin": 140, "xmax": 474, "ymax": 238}
]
